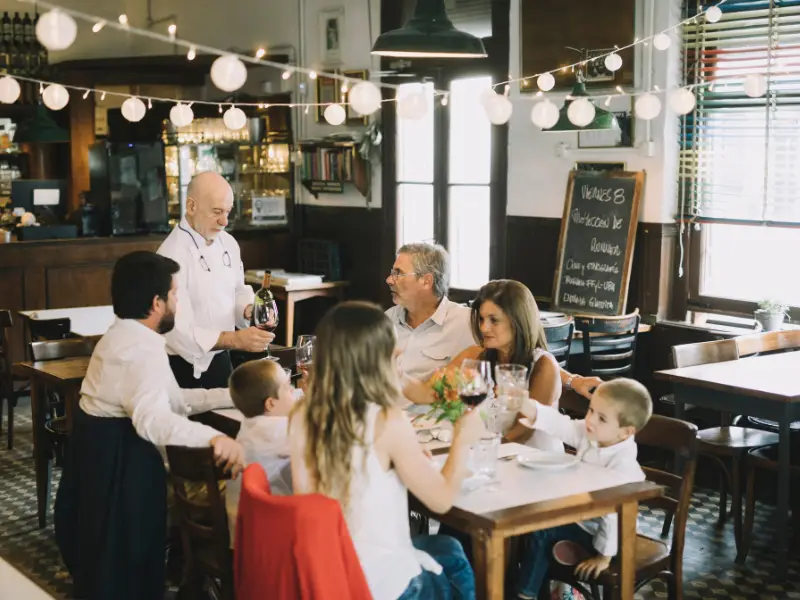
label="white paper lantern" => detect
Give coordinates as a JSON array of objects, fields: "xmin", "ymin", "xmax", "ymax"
[
  {"xmin": 170, "ymin": 103, "xmax": 194, "ymax": 127},
  {"xmin": 483, "ymin": 93, "xmax": 513, "ymax": 125},
  {"xmin": 635, "ymin": 93, "xmax": 662, "ymax": 120},
  {"xmin": 323, "ymin": 104, "xmax": 346, "ymax": 126},
  {"xmin": 397, "ymin": 91, "xmax": 429, "ymax": 120},
  {"xmin": 0, "ymin": 76, "xmax": 20, "ymax": 104},
  {"xmin": 669, "ymin": 88, "xmax": 696, "ymax": 115},
  {"xmin": 36, "ymin": 10, "xmax": 77, "ymax": 52},
  {"xmin": 537, "ymin": 73, "xmax": 555, "ymax": 92},
  {"xmin": 705, "ymin": 5, "xmax": 722, "ymax": 23},
  {"xmin": 604, "ymin": 53, "xmax": 623, "ymax": 72},
  {"xmin": 42, "ymin": 84, "xmax": 69, "ymax": 110},
  {"xmin": 567, "ymin": 98, "xmax": 595, "ymax": 127},
  {"xmin": 121, "ymin": 97, "xmax": 146, "ymax": 122},
  {"xmin": 744, "ymin": 73, "xmax": 767, "ymax": 98},
  {"xmin": 210, "ymin": 55, "xmax": 248, "ymax": 92},
  {"xmin": 348, "ymin": 81, "xmax": 382, "ymax": 116},
  {"xmin": 653, "ymin": 33, "xmax": 672, "ymax": 51},
  {"xmin": 531, "ymin": 99, "xmax": 560, "ymax": 129},
  {"xmin": 223, "ymin": 106, "xmax": 247, "ymax": 130}
]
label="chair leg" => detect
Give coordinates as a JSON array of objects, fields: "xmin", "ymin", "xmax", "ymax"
[
  {"xmin": 731, "ymin": 455, "xmax": 743, "ymax": 550},
  {"xmin": 661, "ymin": 512, "xmax": 674, "ymax": 539},
  {"xmin": 7, "ymin": 395, "xmax": 14, "ymax": 449},
  {"xmin": 664, "ymin": 571, "xmax": 680, "ymax": 600},
  {"xmin": 736, "ymin": 461, "xmax": 756, "ymax": 565},
  {"xmin": 716, "ymin": 460, "xmax": 729, "ymax": 528}
]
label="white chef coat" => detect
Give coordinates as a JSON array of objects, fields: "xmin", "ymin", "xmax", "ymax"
[
  {"xmin": 80, "ymin": 318, "xmax": 233, "ymax": 448},
  {"xmin": 157, "ymin": 218, "xmax": 255, "ymax": 378}
]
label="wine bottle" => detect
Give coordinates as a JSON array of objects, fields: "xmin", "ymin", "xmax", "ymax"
[
  {"xmin": 1, "ymin": 13, "xmax": 11, "ymax": 45},
  {"xmin": 22, "ymin": 12, "xmax": 31, "ymax": 44},
  {"xmin": 251, "ymin": 271, "xmax": 277, "ymax": 332}
]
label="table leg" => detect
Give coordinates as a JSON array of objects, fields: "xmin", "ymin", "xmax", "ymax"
[
  {"xmin": 618, "ymin": 500, "xmax": 638, "ymax": 600},
  {"xmin": 472, "ymin": 529, "xmax": 505, "ymax": 600},
  {"xmin": 29, "ymin": 380, "xmax": 51, "ymax": 528},
  {"xmin": 776, "ymin": 409, "xmax": 791, "ymax": 575},
  {"xmin": 65, "ymin": 387, "xmax": 79, "ymax": 434},
  {"xmin": 284, "ymin": 296, "xmax": 295, "ymax": 347}
]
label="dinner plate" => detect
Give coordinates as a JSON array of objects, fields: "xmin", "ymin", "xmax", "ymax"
[{"xmin": 516, "ymin": 453, "xmax": 579, "ymax": 471}]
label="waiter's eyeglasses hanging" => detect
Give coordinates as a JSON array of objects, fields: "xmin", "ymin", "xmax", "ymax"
[{"xmin": 180, "ymin": 223, "xmax": 232, "ymax": 272}]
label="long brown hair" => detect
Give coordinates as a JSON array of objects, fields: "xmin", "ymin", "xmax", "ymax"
[
  {"xmin": 297, "ymin": 301, "xmax": 400, "ymax": 512},
  {"xmin": 470, "ymin": 280, "xmax": 548, "ymax": 368}
]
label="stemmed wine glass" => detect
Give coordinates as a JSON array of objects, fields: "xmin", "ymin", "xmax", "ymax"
[
  {"xmin": 458, "ymin": 359, "xmax": 493, "ymax": 410},
  {"xmin": 252, "ymin": 297, "xmax": 279, "ymax": 361},
  {"xmin": 295, "ymin": 335, "xmax": 315, "ymax": 381}
]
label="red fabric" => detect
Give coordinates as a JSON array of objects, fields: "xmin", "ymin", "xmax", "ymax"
[{"xmin": 234, "ymin": 464, "xmax": 373, "ymax": 600}]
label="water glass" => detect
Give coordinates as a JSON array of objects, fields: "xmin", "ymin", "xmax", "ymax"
[
  {"xmin": 470, "ymin": 434, "xmax": 501, "ymax": 480},
  {"xmin": 495, "ymin": 364, "xmax": 529, "ymax": 408}
]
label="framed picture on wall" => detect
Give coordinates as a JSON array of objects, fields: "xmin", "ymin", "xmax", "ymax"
[
  {"xmin": 319, "ymin": 8, "xmax": 344, "ymax": 66},
  {"xmin": 316, "ymin": 73, "xmax": 339, "ymax": 122},
  {"xmin": 343, "ymin": 69, "xmax": 369, "ymax": 125}
]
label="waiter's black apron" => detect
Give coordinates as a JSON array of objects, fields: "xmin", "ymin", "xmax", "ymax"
[
  {"xmin": 168, "ymin": 350, "xmax": 233, "ymax": 389},
  {"xmin": 55, "ymin": 408, "xmax": 167, "ymax": 600}
]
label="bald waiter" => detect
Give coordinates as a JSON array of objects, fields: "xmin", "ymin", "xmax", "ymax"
[{"xmin": 158, "ymin": 172, "xmax": 275, "ymax": 389}]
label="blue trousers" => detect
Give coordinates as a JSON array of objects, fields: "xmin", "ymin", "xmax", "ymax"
[
  {"xmin": 517, "ymin": 524, "xmax": 595, "ymax": 598},
  {"xmin": 397, "ymin": 535, "xmax": 476, "ymax": 600}
]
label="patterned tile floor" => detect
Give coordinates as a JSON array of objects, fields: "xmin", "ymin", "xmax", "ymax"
[{"xmin": 1, "ymin": 399, "xmax": 800, "ymax": 599}]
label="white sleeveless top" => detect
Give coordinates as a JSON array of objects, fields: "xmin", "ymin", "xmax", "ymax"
[
  {"xmin": 525, "ymin": 349, "xmax": 565, "ymax": 454},
  {"xmin": 346, "ymin": 404, "xmax": 442, "ymax": 599}
]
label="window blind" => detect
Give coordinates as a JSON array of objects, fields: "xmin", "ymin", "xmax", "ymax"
[{"xmin": 680, "ymin": 0, "xmax": 800, "ymax": 225}]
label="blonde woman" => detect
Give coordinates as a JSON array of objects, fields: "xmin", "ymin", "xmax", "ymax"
[{"xmin": 289, "ymin": 301, "xmax": 484, "ymax": 600}]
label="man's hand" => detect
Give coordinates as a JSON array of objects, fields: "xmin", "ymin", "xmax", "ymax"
[
  {"xmin": 209, "ymin": 436, "xmax": 246, "ymax": 478},
  {"xmin": 572, "ymin": 375, "xmax": 603, "ymax": 399},
  {"xmin": 243, "ymin": 304, "xmax": 254, "ymax": 321},
  {"xmin": 234, "ymin": 326, "xmax": 275, "ymax": 353},
  {"xmin": 574, "ymin": 555, "xmax": 612, "ymax": 580}
]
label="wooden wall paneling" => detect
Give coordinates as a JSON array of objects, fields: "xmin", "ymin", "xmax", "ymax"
[
  {"xmin": 46, "ymin": 265, "xmax": 115, "ymax": 308},
  {"xmin": 65, "ymin": 73, "xmax": 96, "ymax": 215},
  {"xmin": 0, "ymin": 267, "xmax": 26, "ymax": 363}
]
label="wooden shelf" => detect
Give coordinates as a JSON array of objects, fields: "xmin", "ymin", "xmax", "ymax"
[{"xmin": 298, "ymin": 139, "xmax": 369, "ymax": 199}]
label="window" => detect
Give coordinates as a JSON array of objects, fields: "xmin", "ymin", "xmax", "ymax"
[
  {"xmin": 681, "ymin": 0, "xmax": 800, "ymax": 310},
  {"xmin": 395, "ymin": 76, "xmax": 493, "ymax": 290}
]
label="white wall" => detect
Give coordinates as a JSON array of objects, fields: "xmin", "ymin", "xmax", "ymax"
[{"xmin": 506, "ymin": 0, "xmax": 682, "ymax": 223}]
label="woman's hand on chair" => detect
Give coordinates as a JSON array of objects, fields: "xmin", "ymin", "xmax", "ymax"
[{"xmin": 572, "ymin": 376, "xmax": 603, "ymax": 399}]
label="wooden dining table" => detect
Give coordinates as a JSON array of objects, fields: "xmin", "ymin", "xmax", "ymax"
[{"xmin": 655, "ymin": 351, "xmax": 800, "ymax": 574}]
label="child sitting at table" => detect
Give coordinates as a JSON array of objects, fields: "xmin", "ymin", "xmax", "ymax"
[
  {"xmin": 225, "ymin": 359, "xmax": 295, "ymax": 542},
  {"xmin": 514, "ymin": 378, "xmax": 653, "ymax": 600}
]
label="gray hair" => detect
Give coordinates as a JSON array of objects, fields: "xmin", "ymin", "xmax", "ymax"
[{"xmin": 397, "ymin": 242, "xmax": 450, "ymax": 299}]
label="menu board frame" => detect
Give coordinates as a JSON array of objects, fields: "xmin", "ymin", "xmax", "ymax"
[{"xmin": 552, "ymin": 170, "xmax": 645, "ymax": 316}]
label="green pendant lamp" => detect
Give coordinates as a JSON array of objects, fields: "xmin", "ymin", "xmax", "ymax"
[
  {"xmin": 14, "ymin": 104, "xmax": 70, "ymax": 143},
  {"xmin": 544, "ymin": 72, "xmax": 619, "ymax": 133},
  {"xmin": 372, "ymin": 0, "xmax": 487, "ymax": 59}
]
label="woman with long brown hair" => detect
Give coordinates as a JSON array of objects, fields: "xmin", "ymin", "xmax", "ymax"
[{"xmin": 289, "ymin": 301, "xmax": 483, "ymax": 599}]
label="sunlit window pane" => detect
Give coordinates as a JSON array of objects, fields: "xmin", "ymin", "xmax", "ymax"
[
  {"xmin": 396, "ymin": 82, "xmax": 434, "ymax": 183},
  {"xmin": 449, "ymin": 186, "xmax": 490, "ymax": 290},
  {"xmin": 449, "ymin": 76, "xmax": 492, "ymax": 185},
  {"xmin": 397, "ymin": 184, "xmax": 435, "ymax": 247}
]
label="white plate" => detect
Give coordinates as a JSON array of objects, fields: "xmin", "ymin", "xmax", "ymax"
[{"xmin": 516, "ymin": 453, "xmax": 579, "ymax": 471}]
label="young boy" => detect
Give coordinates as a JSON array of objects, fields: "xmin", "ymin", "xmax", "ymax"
[
  {"xmin": 225, "ymin": 359, "xmax": 296, "ymax": 542},
  {"xmin": 514, "ymin": 378, "xmax": 653, "ymax": 600}
]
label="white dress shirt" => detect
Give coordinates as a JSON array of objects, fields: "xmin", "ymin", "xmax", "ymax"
[
  {"xmin": 157, "ymin": 218, "xmax": 255, "ymax": 378},
  {"xmin": 520, "ymin": 402, "xmax": 645, "ymax": 556},
  {"xmin": 80, "ymin": 318, "xmax": 233, "ymax": 448},
  {"xmin": 225, "ymin": 415, "xmax": 293, "ymax": 543},
  {"xmin": 386, "ymin": 297, "xmax": 475, "ymax": 382}
]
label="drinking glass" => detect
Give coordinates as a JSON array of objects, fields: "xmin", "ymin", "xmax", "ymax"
[
  {"xmin": 494, "ymin": 364, "xmax": 529, "ymax": 433},
  {"xmin": 295, "ymin": 335, "xmax": 315, "ymax": 381},
  {"xmin": 253, "ymin": 298, "xmax": 279, "ymax": 361},
  {"xmin": 458, "ymin": 359, "xmax": 493, "ymax": 410}
]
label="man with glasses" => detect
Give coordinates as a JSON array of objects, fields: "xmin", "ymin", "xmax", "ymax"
[{"xmin": 158, "ymin": 172, "xmax": 274, "ymax": 389}]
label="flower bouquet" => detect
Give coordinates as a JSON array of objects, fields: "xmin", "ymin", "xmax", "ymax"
[{"xmin": 423, "ymin": 368, "xmax": 467, "ymax": 424}]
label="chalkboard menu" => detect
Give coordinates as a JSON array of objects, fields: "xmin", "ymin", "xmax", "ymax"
[{"xmin": 552, "ymin": 170, "xmax": 645, "ymax": 316}]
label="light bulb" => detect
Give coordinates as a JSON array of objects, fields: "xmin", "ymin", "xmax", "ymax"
[
  {"xmin": 309, "ymin": 71, "xmax": 318, "ymax": 80},
  {"xmin": 187, "ymin": 46, "xmax": 196, "ymax": 60},
  {"xmin": 167, "ymin": 23, "xmax": 177, "ymax": 39},
  {"xmin": 282, "ymin": 70, "xmax": 292, "ymax": 80},
  {"xmin": 82, "ymin": 89, "xmax": 90, "ymax": 99},
  {"xmin": 255, "ymin": 48, "xmax": 266, "ymax": 59},
  {"xmin": 92, "ymin": 21, "xmax": 105, "ymax": 33},
  {"xmin": 118, "ymin": 14, "xmax": 128, "ymax": 26}
]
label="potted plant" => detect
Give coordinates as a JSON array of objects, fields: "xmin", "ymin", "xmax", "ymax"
[{"xmin": 755, "ymin": 299, "xmax": 789, "ymax": 331}]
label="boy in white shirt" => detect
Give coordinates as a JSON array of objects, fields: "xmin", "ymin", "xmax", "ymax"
[
  {"xmin": 515, "ymin": 378, "xmax": 653, "ymax": 600},
  {"xmin": 225, "ymin": 359, "xmax": 296, "ymax": 542}
]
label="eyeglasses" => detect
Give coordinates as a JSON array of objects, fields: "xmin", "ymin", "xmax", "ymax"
[{"xmin": 388, "ymin": 269, "xmax": 421, "ymax": 282}]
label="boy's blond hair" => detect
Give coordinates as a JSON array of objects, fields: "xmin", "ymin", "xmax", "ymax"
[
  {"xmin": 228, "ymin": 359, "xmax": 283, "ymax": 418},
  {"xmin": 595, "ymin": 378, "xmax": 652, "ymax": 431}
]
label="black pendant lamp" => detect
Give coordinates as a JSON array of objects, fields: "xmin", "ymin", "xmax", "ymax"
[{"xmin": 372, "ymin": 0, "xmax": 487, "ymax": 59}]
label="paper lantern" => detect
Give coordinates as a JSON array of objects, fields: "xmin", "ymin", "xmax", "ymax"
[
  {"xmin": 397, "ymin": 91, "xmax": 429, "ymax": 120},
  {"xmin": 210, "ymin": 55, "xmax": 248, "ymax": 92},
  {"xmin": 604, "ymin": 53, "xmax": 623, "ymax": 72},
  {"xmin": 121, "ymin": 97, "xmax": 147, "ymax": 122},
  {"xmin": 567, "ymin": 98, "xmax": 595, "ymax": 127},
  {"xmin": 635, "ymin": 93, "xmax": 662, "ymax": 120},
  {"xmin": 537, "ymin": 73, "xmax": 555, "ymax": 92},
  {"xmin": 36, "ymin": 10, "xmax": 77, "ymax": 51},
  {"xmin": 348, "ymin": 81, "xmax": 382, "ymax": 116},
  {"xmin": 223, "ymin": 106, "xmax": 247, "ymax": 130},
  {"xmin": 42, "ymin": 84, "xmax": 69, "ymax": 110},
  {"xmin": 705, "ymin": 6, "xmax": 722, "ymax": 23},
  {"xmin": 653, "ymin": 33, "xmax": 672, "ymax": 51},
  {"xmin": 669, "ymin": 88, "xmax": 696, "ymax": 115},
  {"xmin": 744, "ymin": 73, "xmax": 767, "ymax": 98},
  {"xmin": 170, "ymin": 103, "xmax": 194, "ymax": 127},
  {"xmin": 531, "ymin": 99, "xmax": 559, "ymax": 129},
  {"xmin": 483, "ymin": 93, "xmax": 513, "ymax": 125},
  {"xmin": 0, "ymin": 76, "xmax": 20, "ymax": 104},
  {"xmin": 323, "ymin": 104, "xmax": 346, "ymax": 126}
]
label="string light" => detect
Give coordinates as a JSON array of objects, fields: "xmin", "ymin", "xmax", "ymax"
[
  {"xmin": 147, "ymin": 98, "xmax": 152, "ymax": 109},
  {"xmin": 100, "ymin": 91, "xmax": 106, "ymax": 100},
  {"xmin": 441, "ymin": 94, "xmax": 448, "ymax": 106},
  {"xmin": 186, "ymin": 46, "xmax": 196, "ymax": 60},
  {"xmin": 255, "ymin": 47, "xmax": 266, "ymax": 59},
  {"xmin": 308, "ymin": 71, "xmax": 317, "ymax": 80},
  {"xmin": 281, "ymin": 69, "xmax": 292, "ymax": 80},
  {"xmin": 167, "ymin": 23, "xmax": 177, "ymax": 40},
  {"xmin": 91, "ymin": 20, "xmax": 105, "ymax": 33},
  {"xmin": 82, "ymin": 89, "xmax": 90, "ymax": 99},
  {"xmin": 118, "ymin": 14, "xmax": 128, "ymax": 26}
]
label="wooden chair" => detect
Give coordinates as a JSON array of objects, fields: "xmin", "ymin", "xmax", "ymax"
[
  {"xmin": 165, "ymin": 446, "xmax": 234, "ymax": 600},
  {"xmin": 1, "ymin": 310, "xmax": 29, "ymax": 449},
  {"xmin": 544, "ymin": 319, "xmax": 574, "ymax": 369},
  {"xmin": 545, "ymin": 415, "xmax": 698, "ymax": 600},
  {"xmin": 669, "ymin": 339, "xmax": 777, "ymax": 551},
  {"xmin": 573, "ymin": 311, "xmax": 640, "ymax": 379}
]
